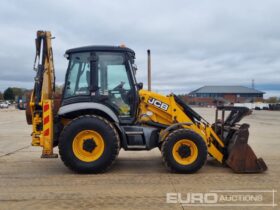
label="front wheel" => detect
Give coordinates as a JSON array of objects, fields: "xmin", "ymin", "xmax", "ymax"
[
  {"xmin": 58, "ymin": 115, "xmax": 120, "ymax": 173},
  {"xmin": 161, "ymin": 129, "xmax": 207, "ymax": 173}
]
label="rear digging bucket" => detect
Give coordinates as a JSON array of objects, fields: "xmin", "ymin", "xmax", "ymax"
[{"xmin": 226, "ymin": 124, "xmax": 267, "ymax": 173}]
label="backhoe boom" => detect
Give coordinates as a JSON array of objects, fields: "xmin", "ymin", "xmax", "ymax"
[{"xmin": 29, "ymin": 31, "xmax": 57, "ymax": 158}]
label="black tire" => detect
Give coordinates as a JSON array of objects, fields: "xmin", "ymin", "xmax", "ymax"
[
  {"xmin": 162, "ymin": 129, "xmax": 207, "ymax": 173},
  {"xmin": 58, "ymin": 115, "xmax": 120, "ymax": 173}
]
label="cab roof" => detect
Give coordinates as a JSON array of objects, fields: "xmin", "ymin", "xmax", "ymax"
[{"xmin": 65, "ymin": 45, "xmax": 135, "ymax": 56}]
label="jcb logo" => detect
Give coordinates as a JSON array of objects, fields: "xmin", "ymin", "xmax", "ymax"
[{"xmin": 148, "ymin": 97, "xmax": 169, "ymax": 111}]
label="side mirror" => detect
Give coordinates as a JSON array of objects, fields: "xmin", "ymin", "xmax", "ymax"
[
  {"xmin": 132, "ymin": 64, "xmax": 138, "ymax": 71},
  {"xmin": 66, "ymin": 81, "xmax": 71, "ymax": 89},
  {"xmin": 132, "ymin": 64, "xmax": 138, "ymax": 75},
  {"xmin": 137, "ymin": 82, "xmax": 143, "ymax": 90}
]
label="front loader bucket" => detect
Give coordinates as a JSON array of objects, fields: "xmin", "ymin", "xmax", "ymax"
[{"xmin": 226, "ymin": 124, "xmax": 267, "ymax": 173}]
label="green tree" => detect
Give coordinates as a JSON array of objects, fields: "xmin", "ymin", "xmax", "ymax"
[
  {"xmin": 3, "ymin": 87, "xmax": 15, "ymax": 100},
  {"xmin": 265, "ymin": 97, "xmax": 278, "ymax": 103},
  {"xmin": 0, "ymin": 91, "xmax": 3, "ymax": 100},
  {"xmin": 11, "ymin": 87, "xmax": 24, "ymax": 97}
]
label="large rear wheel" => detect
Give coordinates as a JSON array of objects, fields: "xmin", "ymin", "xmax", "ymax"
[
  {"xmin": 162, "ymin": 129, "xmax": 207, "ymax": 173},
  {"xmin": 58, "ymin": 115, "xmax": 120, "ymax": 173}
]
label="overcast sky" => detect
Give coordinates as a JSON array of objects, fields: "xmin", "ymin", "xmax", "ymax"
[{"xmin": 0, "ymin": 0, "xmax": 280, "ymax": 97}]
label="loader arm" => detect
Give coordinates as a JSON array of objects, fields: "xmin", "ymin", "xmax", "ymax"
[
  {"xmin": 138, "ymin": 90, "xmax": 225, "ymax": 162},
  {"xmin": 29, "ymin": 31, "xmax": 57, "ymax": 158},
  {"xmin": 138, "ymin": 89, "xmax": 267, "ymax": 173}
]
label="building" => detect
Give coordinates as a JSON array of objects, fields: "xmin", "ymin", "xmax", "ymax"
[{"xmin": 186, "ymin": 85, "xmax": 264, "ymax": 106}]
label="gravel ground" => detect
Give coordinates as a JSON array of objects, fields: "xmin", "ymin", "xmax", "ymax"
[{"xmin": 0, "ymin": 107, "xmax": 279, "ymax": 210}]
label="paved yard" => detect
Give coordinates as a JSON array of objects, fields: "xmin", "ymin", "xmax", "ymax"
[{"xmin": 0, "ymin": 107, "xmax": 279, "ymax": 209}]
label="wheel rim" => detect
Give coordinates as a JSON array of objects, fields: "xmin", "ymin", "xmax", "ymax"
[
  {"xmin": 172, "ymin": 139, "xmax": 198, "ymax": 165},
  {"xmin": 72, "ymin": 130, "xmax": 105, "ymax": 162}
]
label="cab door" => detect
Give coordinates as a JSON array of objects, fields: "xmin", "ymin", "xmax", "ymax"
[{"xmin": 94, "ymin": 52, "xmax": 138, "ymax": 123}]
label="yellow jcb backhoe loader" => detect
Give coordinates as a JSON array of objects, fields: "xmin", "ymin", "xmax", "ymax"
[{"xmin": 26, "ymin": 31, "xmax": 267, "ymax": 173}]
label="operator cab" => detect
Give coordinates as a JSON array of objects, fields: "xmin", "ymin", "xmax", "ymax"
[{"xmin": 61, "ymin": 46, "xmax": 139, "ymax": 124}]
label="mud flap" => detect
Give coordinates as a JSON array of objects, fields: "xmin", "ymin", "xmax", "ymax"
[{"xmin": 226, "ymin": 124, "xmax": 267, "ymax": 173}]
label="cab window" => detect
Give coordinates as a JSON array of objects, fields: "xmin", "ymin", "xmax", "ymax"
[
  {"xmin": 97, "ymin": 52, "xmax": 133, "ymax": 117},
  {"xmin": 64, "ymin": 52, "xmax": 90, "ymax": 98}
]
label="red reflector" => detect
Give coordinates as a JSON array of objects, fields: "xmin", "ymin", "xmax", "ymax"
[
  {"xmin": 44, "ymin": 116, "xmax": 49, "ymax": 125},
  {"xmin": 44, "ymin": 128, "xmax": 49, "ymax": 136},
  {"xmin": 43, "ymin": 103, "xmax": 49, "ymax": 112}
]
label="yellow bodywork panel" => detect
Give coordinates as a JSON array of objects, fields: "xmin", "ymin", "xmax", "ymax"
[{"xmin": 138, "ymin": 89, "xmax": 225, "ymax": 163}]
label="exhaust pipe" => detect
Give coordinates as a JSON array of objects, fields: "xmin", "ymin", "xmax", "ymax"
[{"xmin": 147, "ymin": 49, "xmax": 151, "ymax": 91}]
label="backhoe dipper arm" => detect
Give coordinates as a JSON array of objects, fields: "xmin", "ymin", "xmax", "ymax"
[{"xmin": 29, "ymin": 31, "xmax": 57, "ymax": 158}]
